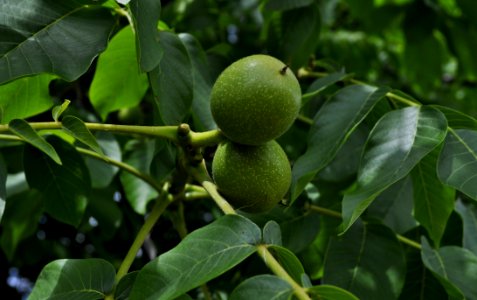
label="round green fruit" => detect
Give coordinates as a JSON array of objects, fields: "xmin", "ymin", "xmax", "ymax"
[
  {"xmin": 210, "ymin": 54, "xmax": 301, "ymax": 145},
  {"xmin": 212, "ymin": 140, "xmax": 291, "ymax": 213}
]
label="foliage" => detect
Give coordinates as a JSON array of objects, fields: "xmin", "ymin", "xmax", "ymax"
[{"xmin": 1, "ymin": 0, "xmax": 477, "ymax": 299}]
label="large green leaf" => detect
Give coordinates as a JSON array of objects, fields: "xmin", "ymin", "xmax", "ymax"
[
  {"xmin": 149, "ymin": 31, "xmax": 193, "ymax": 125},
  {"xmin": 129, "ymin": 214, "xmax": 261, "ymax": 300},
  {"xmin": 411, "ymin": 147, "xmax": 455, "ymax": 247},
  {"xmin": 323, "ymin": 221, "xmax": 406, "ymax": 300},
  {"xmin": 0, "ymin": 190, "xmax": 43, "ymax": 260},
  {"xmin": 129, "ymin": 0, "xmax": 162, "ymax": 72},
  {"xmin": 24, "ymin": 136, "xmax": 91, "ymax": 227},
  {"xmin": 421, "ymin": 238, "xmax": 477, "ymax": 299},
  {"xmin": 0, "ymin": 74, "xmax": 54, "ymax": 124},
  {"xmin": 308, "ymin": 285, "xmax": 359, "ymax": 300},
  {"xmin": 28, "ymin": 258, "xmax": 116, "ymax": 300},
  {"xmin": 229, "ymin": 275, "xmax": 293, "ymax": 300},
  {"xmin": 89, "ymin": 25, "xmax": 149, "ymax": 120},
  {"xmin": 62, "ymin": 116, "xmax": 103, "ymax": 155},
  {"xmin": 455, "ymin": 199, "xmax": 477, "ymax": 256},
  {"xmin": 433, "ymin": 105, "xmax": 477, "ymax": 130},
  {"xmin": 0, "ymin": 0, "xmax": 116, "ymax": 84},
  {"xmin": 438, "ymin": 129, "xmax": 477, "ymax": 200},
  {"xmin": 9, "ymin": 119, "xmax": 61, "ymax": 165},
  {"xmin": 341, "ymin": 106, "xmax": 447, "ymax": 233},
  {"xmin": 290, "ymin": 85, "xmax": 389, "ymax": 202},
  {"xmin": 0, "ymin": 154, "xmax": 5, "ymax": 222}
]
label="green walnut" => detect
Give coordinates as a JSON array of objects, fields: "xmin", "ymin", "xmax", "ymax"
[
  {"xmin": 212, "ymin": 140, "xmax": 291, "ymax": 213},
  {"xmin": 210, "ymin": 54, "xmax": 301, "ymax": 145}
]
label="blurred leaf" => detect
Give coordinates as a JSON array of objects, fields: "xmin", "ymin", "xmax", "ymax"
[
  {"xmin": 230, "ymin": 275, "xmax": 293, "ymax": 300},
  {"xmin": 129, "ymin": 215, "xmax": 261, "ymax": 300},
  {"xmin": 52, "ymin": 99, "xmax": 71, "ymax": 122},
  {"xmin": 9, "ymin": 119, "xmax": 61, "ymax": 165},
  {"xmin": 367, "ymin": 176, "xmax": 417, "ymax": 234},
  {"xmin": 24, "ymin": 136, "xmax": 91, "ymax": 227},
  {"xmin": 0, "ymin": 190, "xmax": 43, "ymax": 260},
  {"xmin": 62, "ymin": 116, "xmax": 103, "ymax": 155},
  {"xmin": 266, "ymin": 0, "xmax": 314, "ymax": 11},
  {"xmin": 129, "ymin": 0, "xmax": 163, "ymax": 72},
  {"xmin": 445, "ymin": 21, "xmax": 477, "ymax": 81},
  {"xmin": 421, "ymin": 238, "xmax": 477, "ymax": 299},
  {"xmin": 115, "ymin": 271, "xmax": 139, "ymax": 300},
  {"xmin": 0, "ymin": 75, "xmax": 54, "ymax": 124},
  {"xmin": 308, "ymin": 285, "xmax": 359, "ymax": 300},
  {"xmin": 0, "ymin": 1, "xmax": 116, "ymax": 84},
  {"xmin": 456, "ymin": 0, "xmax": 477, "ymax": 25},
  {"xmin": 262, "ymin": 220, "xmax": 282, "ymax": 246},
  {"xmin": 438, "ymin": 129, "xmax": 477, "ymax": 200},
  {"xmin": 0, "ymin": 154, "xmax": 5, "ymax": 221},
  {"xmin": 291, "ymin": 85, "xmax": 389, "ymax": 202},
  {"xmin": 179, "ymin": 33, "xmax": 215, "ymax": 131},
  {"xmin": 88, "ymin": 188, "xmax": 123, "ymax": 240},
  {"xmin": 89, "ymin": 25, "xmax": 149, "ymax": 120},
  {"xmin": 119, "ymin": 139, "xmax": 158, "ymax": 214},
  {"xmin": 150, "ymin": 31, "xmax": 193, "ymax": 125},
  {"xmin": 28, "ymin": 258, "xmax": 116, "ymax": 300},
  {"xmin": 323, "ymin": 221, "xmax": 406, "ymax": 300},
  {"xmin": 341, "ymin": 106, "xmax": 447, "ymax": 233},
  {"xmin": 433, "ymin": 105, "xmax": 477, "ymax": 130},
  {"xmin": 268, "ymin": 245, "xmax": 305, "ymax": 283},
  {"xmin": 455, "ymin": 199, "xmax": 477, "ymax": 256},
  {"xmin": 412, "ymin": 147, "xmax": 455, "ymax": 246}
]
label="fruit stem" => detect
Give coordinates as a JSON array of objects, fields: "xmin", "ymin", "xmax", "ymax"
[
  {"xmin": 256, "ymin": 245, "xmax": 311, "ymax": 300},
  {"xmin": 189, "ymin": 129, "xmax": 224, "ymax": 147}
]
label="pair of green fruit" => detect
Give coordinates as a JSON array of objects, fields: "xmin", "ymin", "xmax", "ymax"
[{"xmin": 210, "ymin": 55, "xmax": 301, "ymax": 213}]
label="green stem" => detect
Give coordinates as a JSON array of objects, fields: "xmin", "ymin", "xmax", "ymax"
[
  {"xmin": 308, "ymin": 204, "xmax": 422, "ymax": 250},
  {"xmin": 256, "ymin": 245, "xmax": 311, "ymax": 300},
  {"xmin": 115, "ymin": 188, "xmax": 174, "ymax": 283},
  {"xmin": 189, "ymin": 129, "xmax": 224, "ymax": 147},
  {"xmin": 296, "ymin": 114, "xmax": 313, "ymax": 126}
]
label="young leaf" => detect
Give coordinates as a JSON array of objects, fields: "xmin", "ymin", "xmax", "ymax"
[
  {"xmin": 455, "ymin": 199, "xmax": 477, "ymax": 255},
  {"xmin": 323, "ymin": 221, "xmax": 406, "ymax": 300},
  {"xmin": 229, "ymin": 275, "xmax": 293, "ymax": 300},
  {"xmin": 438, "ymin": 129, "xmax": 477, "ymax": 200},
  {"xmin": 0, "ymin": 2, "xmax": 116, "ymax": 84},
  {"xmin": 262, "ymin": 220, "xmax": 282, "ymax": 246},
  {"xmin": 28, "ymin": 258, "xmax": 116, "ymax": 300},
  {"xmin": 149, "ymin": 31, "xmax": 193, "ymax": 125},
  {"xmin": 128, "ymin": 0, "xmax": 163, "ymax": 72},
  {"xmin": 268, "ymin": 245, "xmax": 305, "ymax": 283},
  {"xmin": 411, "ymin": 147, "xmax": 455, "ymax": 247},
  {"xmin": 9, "ymin": 119, "xmax": 62, "ymax": 165},
  {"xmin": 291, "ymin": 85, "xmax": 390, "ymax": 202},
  {"xmin": 302, "ymin": 70, "xmax": 352, "ymax": 105},
  {"xmin": 421, "ymin": 238, "xmax": 477, "ymax": 299},
  {"xmin": 89, "ymin": 25, "xmax": 149, "ymax": 120},
  {"xmin": 24, "ymin": 136, "xmax": 91, "ymax": 227},
  {"xmin": 51, "ymin": 99, "xmax": 71, "ymax": 122},
  {"xmin": 62, "ymin": 116, "xmax": 103, "ymax": 155},
  {"xmin": 308, "ymin": 285, "xmax": 359, "ymax": 300},
  {"xmin": 341, "ymin": 106, "xmax": 447, "ymax": 233},
  {"xmin": 0, "ymin": 74, "xmax": 54, "ymax": 124},
  {"xmin": 0, "ymin": 154, "xmax": 5, "ymax": 222},
  {"xmin": 129, "ymin": 215, "xmax": 261, "ymax": 300}
]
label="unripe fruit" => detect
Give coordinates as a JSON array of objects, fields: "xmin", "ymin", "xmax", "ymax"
[
  {"xmin": 210, "ymin": 54, "xmax": 301, "ymax": 145},
  {"xmin": 212, "ymin": 140, "xmax": 291, "ymax": 213}
]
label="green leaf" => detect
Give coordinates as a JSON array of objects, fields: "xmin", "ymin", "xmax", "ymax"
[
  {"xmin": 129, "ymin": 214, "xmax": 261, "ymax": 300},
  {"xmin": 115, "ymin": 271, "xmax": 139, "ymax": 300},
  {"xmin": 421, "ymin": 237, "xmax": 477, "ymax": 299},
  {"xmin": 323, "ymin": 221, "xmax": 406, "ymax": 300},
  {"xmin": 0, "ymin": 1, "xmax": 116, "ymax": 84},
  {"xmin": 291, "ymin": 85, "xmax": 389, "ymax": 202},
  {"xmin": 456, "ymin": 0, "xmax": 477, "ymax": 25},
  {"xmin": 412, "ymin": 147, "xmax": 455, "ymax": 246},
  {"xmin": 302, "ymin": 71, "xmax": 352, "ymax": 106},
  {"xmin": 229, "ymin": 275, "xmax": 293, "ymax": 300},
  {"xmin": 129, "ymin": 0, "xmax": 163, "ymax": 72},
  {"xmin": 263, "ymin": 220, "xmax": 282, "ymax": 246},
  {"xmin": 150, "ymin": 31, "xmax": 193, "ymax": 125},
  {"xmin": 88, "ymin": 188, "xmax": 123, "ymax": 240},
  {"xmin": 119, "ymin": 139, "xmax": 158, "ymax": 215},
  {"xmin": 62, "ymin": 116, "xmax": 103, "ymax": 155},
  {"xmin": 308, "ymin": 285, "xmax": 359, "ymax": 300},
  {"xmin": 89, "ymin": 25, "xmax": 149, "ymax": 120},
  {"xmin": 0, "ymin": 154, "xmax": 5, "ymax": 222},
  {"xmin": 268, "ymin": 245, "xmax": 305, "ymax": 283},
  {"xmin": 445, "ymin": 21, "xmax": 477, "ymax": 81},
  {"xmin": 0, "ymin": 190, "xmax": 43, "ymax": 260},
  {"xmin": 52, "ymin": 100, "xmax": 71, "ymax": 122},
  {"xmin": 456, "ymin": 199, "xmax": 477, "ymax": 256},
  {"xmin": 0, "ymin": 74, "xmax": 54, "ymax": 124},
  {"xmin": 265, "ymin": 0, "xmax": 314, "ymax": 11},
  {"xmin": 438, "ymin": 129, "xmax": 477, "ymax": 200},
  {"xmin": 366, "ymin": 176, "xmax": 417, "ymax": 234},
  {"xmin": 9, "ymin": 119, "xmax": 62, "ymax": 165},
  {"xmin": 433, "ymin": 105, "xmax": 477, "ymax": 130},
  {"xmin": 28, "ymin": 258, "xmax": 116, "ymax": 300},
  {"xmin": 341, "ymin": 106, "xmax": 447, "ymax": 233},
  {"xmin": 24, "ymin": 136, "xmax": 91, "ymax": 227}
]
